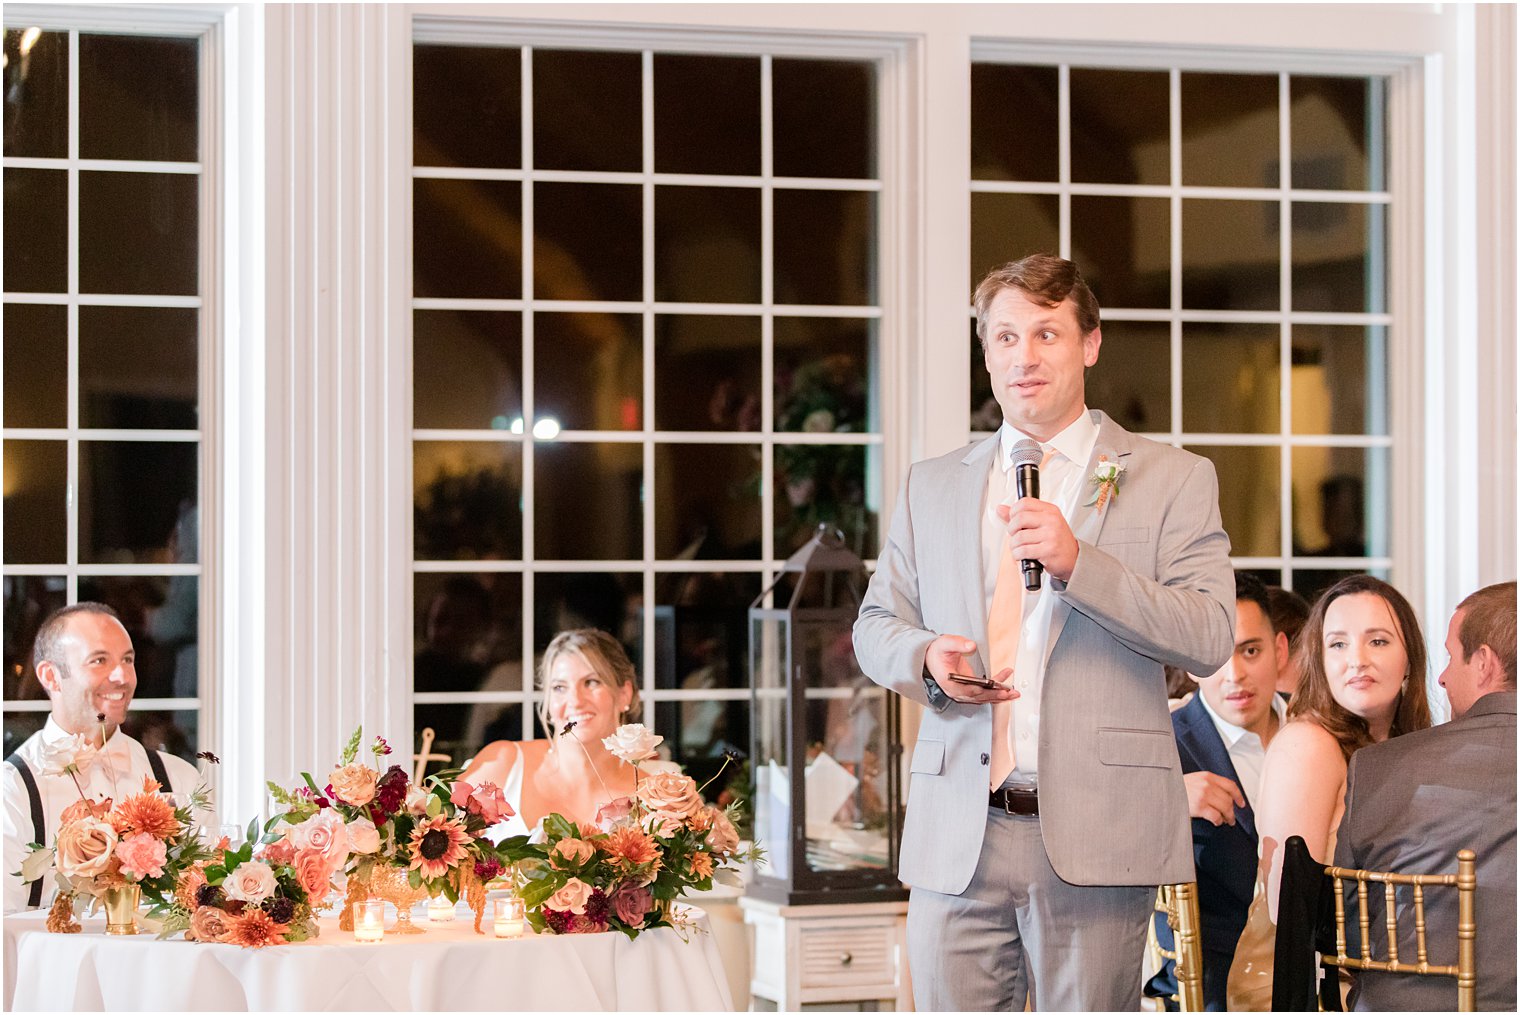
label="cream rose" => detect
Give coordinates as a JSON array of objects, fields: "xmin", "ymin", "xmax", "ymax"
[
  {"xmin": 546, "ymin": 877, "xmax": 593, "ymax": 915},
  {"xmin": 635, "ymin": 770, "xmax": 701, "ymax": 820},
  {"xmin": 549, "ymin": 838, "xmax": 596, "ymax": 869},
  {"xmin": 404, "ymin": 784, "xmax": 432, "ymax": 816},
  {"xmin": 55, "ymin": 816, "xmax": 118, "ymax": 879},
  {"xmin": 287, "ymin": 809, "xmax": 350, "ymax": 866},
  {"xmin": 328, "ymin": 763, "xmax": 379, "ymax": 807},
  {"xmin": 345, "ymin": 817, "xmax": 381, "ymax": 854},
  {"xmin": 223, "ymin": 859, "xmax": 277, "ymax": 903},
  {"xmin": 602, "ymin": 724, "xmax": 663, "ymax": 765}
]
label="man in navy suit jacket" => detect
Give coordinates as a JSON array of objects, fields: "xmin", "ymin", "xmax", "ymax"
[{"xmin": 1147, "ymin": 571, "xmax": 1288, "ymax": 1010}]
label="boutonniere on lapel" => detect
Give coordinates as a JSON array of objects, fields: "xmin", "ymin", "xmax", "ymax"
[{"xmin": 1082, "ymin": 456, "xmax": 1125, "ymax": 511}]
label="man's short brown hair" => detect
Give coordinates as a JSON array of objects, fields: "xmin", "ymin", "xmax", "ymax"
[
  {"xmin": 973, "ymin": 254, "xmax": 1101, "ymax": 347},
  {"xmin": 1455, "ymin": 581, "xmax": 1517, "ymax": 688},
  {"xmin": 31, "ymin": 601, "xmax": 121, "ymax": 676}
]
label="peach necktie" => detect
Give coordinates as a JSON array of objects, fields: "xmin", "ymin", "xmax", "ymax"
[{"xmin": 987, "ymin": 532, "xmax": 1023, "ymax": 789}]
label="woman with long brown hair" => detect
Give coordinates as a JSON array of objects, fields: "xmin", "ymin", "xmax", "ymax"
[{"xmin": 1226, "ymin": 575, "xmax": 1432, "ymax": 1009}]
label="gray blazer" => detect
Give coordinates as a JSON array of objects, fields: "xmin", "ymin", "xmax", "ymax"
[
  {"xmin": 854, "ymin": 411, "xmax": 1234, "ymax": 894},
  {"xmin": 1335, "ymin": 691, "xmax": 1518, "ymax": 1012}
]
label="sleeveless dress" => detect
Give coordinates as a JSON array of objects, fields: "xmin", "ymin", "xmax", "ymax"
[{"xmin": 481, "ymin": 746, "xmax": 683, "ymax": 844}]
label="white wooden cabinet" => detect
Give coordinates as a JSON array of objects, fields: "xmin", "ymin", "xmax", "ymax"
[{"xmin": 740, "ymin": 898, "xmax": 912, "ymax": 1011}]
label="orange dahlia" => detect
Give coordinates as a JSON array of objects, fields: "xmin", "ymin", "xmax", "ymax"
[
  {"xmin": 407, "ymin": 815, "xmax": 471, "ymax": 880},
  {"xmin": 689, "ymin": 850, "xmax": 714, "ymax": 880},
  {"xmin": 223, "ymin": 907, "xmax": 288, "ymax": 948},
  {"xmin": 602, "ymin": 825, "xmax": 660, "ymax": 868},
  {"xmin": 175, "ymin": 863, "xmax": 209, "ymax": 910},
  {"xmin": 110, "ymin": 791, "xmax": 179, "ymax": 839}
]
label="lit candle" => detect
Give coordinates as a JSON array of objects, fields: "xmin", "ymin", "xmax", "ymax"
[
  {"xmin": 354, "ymin": 900, "xmax": 385, "ymax": 944},
  {"xmin": 492, "ymin": 897, "xmax": 525, "ymax": 939},
  {"xmin": 427, "ymin": 895, "xmax": 456, "ymax": 923}
]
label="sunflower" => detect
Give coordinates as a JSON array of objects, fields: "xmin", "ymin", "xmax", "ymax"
[
  {"xmin": 110, "ymin": 791, "xmax": 179, "ymax": 839},
  {"xmin": 602, "ymin": 825, "xmax": 660, "ymax": 868},
  {"xmin": 222, "ymin": 907, "xmax": 288, "ymax": 948},
  {"xmin": 406, "ymin": 815, "xmax": 471, "ymax": 880}
]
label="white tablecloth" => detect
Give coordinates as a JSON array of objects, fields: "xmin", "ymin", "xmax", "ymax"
[{"xmin": 4, "ymin": 903, "xmax": 733, "ymax": 1011}]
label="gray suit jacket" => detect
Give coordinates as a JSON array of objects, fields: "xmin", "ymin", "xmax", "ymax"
[
  {"xmin": 854, "ymin": 411, "xmax": 1234, "ymax": 894},
  {"xmin": 1335, "ymin": 691, "xmax": 1518, "ymax": 1011}
]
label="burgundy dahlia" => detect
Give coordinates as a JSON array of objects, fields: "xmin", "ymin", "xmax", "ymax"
[
  {"xmin": 585, "ymin": 887, "xmax": 611, "ymax": 924},
  {"xmin": 474, "ymin": 858, "xmax": 503, "ymax": 882},
  {"xmin": 262, "ymin": 896, "xmax": 296, "ymax": 924},
  {"xmin": 374, "ymin": 765, "xmax": 408, "ymax": 813},
  {"xmin": 543, "ymin": 908, "xmax": 573, "ymax": 934},
  {"xmin": 195, "ymin": 883, "xmax": 224, "ymax": 908}
]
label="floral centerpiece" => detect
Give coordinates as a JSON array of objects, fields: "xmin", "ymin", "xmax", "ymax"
[
  {"xmin": 19, "ymin": 731, "xmax": 218, "ymax": 936},
  {"xmin": 516, "ymin": 724, "xmax": 760, "ymax": 938},
  {"xmin": 264, "ymin": 727, "xmax": 528, "ymax": 933}
]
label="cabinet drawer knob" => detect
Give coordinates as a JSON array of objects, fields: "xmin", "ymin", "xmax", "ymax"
[{"xmin": 839, "ymin": 951, "xmax": 853, "ymax": 966}]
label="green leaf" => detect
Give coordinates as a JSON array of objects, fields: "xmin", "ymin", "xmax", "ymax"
[
  {"xmin": 155, "ymin": 910, "xmax": 192, "ymax": 940},
  {"xmin": 425, "ymin": 793, "xmax": 443, "ymax": 818},
  {"xmin": 407, "ymin": 867, "xmax": 422, "ymax": 890},
  {"xmin": 246, "ymin": 816, "xmax": 259, "ymax": 846},
  {"xmin": 520, "ymin": 879, "xmax": 560, "ymax": 908},
  {"xmin": 341, "ymin": 726, "xmax": 363, "ymax": 766},
  {"xmin": 542, "ymin": 813, "xmax": 578, "ymax": 842},
  {"xmin": 525, "ymin": 910, "xmax": 549, "ymax": 934}
]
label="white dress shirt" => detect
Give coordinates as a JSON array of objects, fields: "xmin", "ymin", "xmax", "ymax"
[
  {"xmin": 1196, "ymin": 691, "xmax": 1286, "ymax": 805},
  {"xmin": 980, "ymin": 409, "xmax": 1100, "ymax": 781},
  {"xmin": 3, "ymin": 717, "xmax": 201, "ymax": 913}
]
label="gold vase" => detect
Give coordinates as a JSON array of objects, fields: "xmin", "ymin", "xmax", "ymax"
[
  {"xmin": 102, "ymin": 884, "xmax": 140, "ymax": 936},
  {"xmin": 367, "ymin": 864, "xmax": 430, "ymax": 935}
]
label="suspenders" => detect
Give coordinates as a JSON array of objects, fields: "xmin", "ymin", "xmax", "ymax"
[{"xmin": 6, "ymin": 746, "xmax": 176, "ymax": 909}]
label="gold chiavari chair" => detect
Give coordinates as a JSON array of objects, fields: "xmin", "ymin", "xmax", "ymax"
[
  {"xmin": 1321, "ymin": 849, "xmax": 1478, "ymax": 1012},
  {"xmin": 1148, "ymin": 882, "xmax": 1205, "ymax": 1012}
]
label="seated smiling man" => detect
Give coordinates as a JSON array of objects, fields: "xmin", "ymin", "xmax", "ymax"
[
  {"xmin": 3, "ymin": 603, "xmax": 201, "ymax": 913},
  {"xmin": 1147, "ymin": 571, "xmax": 1288, "ymax": 1010}
]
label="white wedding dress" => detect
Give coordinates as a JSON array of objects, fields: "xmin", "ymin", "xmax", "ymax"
[{"xmin": 482, "ymin": 745, "xmax": 680, "ymax": 844}]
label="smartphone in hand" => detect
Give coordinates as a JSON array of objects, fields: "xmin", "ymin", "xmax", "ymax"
[{"xmin": 946, "ymin": 671, "xmax": 1001, "ymax": 690}]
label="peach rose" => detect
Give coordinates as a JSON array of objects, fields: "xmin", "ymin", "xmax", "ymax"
[
  {"xmin": 223, "ymin": 859, "xmax": 276, "ymax": 903},
  {"xmin": 115, "ymin": 832, "xmax": 168, "ymax": 880},
  {"xmin": 550, "ymin": 838, "xmax": 596, "ymax": 869},
  {"xmin": 635, "ymin": 771, "xmax": 701, "ymax": 820},
  {"xmin": 467, "ymin": 782, "xmax": 512, "ymax": 825},
  {"xmin": 345, "ymin": 817, "xmax": 381, "ymax": 855},
  {"xmin": 328, "ymin": 763, "xmax": 378, "ymax": 807},
  {"xmin": 546, "ymin": 877, "xmax": 593, "ymax": 915},
  {"xmin": 189, "ymin": 904, "xmax": 232, "ymax": 942},
  {"xmin": 55, "ymin": 816, "xmax": 118, "ymax": 879},
  {"xmin": 700, "ymin": 806, "xmax": 740, "ymax": 855},
  {"xmin": 287, "ymin": 810, "xmax": 349, "ymax": 867},
  {"xmin": 259, "ymin": 838, "xmax": 297, "ymax": 867},
  {"xmin": 295, "ymin": 851, "xmax": 334, "ymax": 900}
]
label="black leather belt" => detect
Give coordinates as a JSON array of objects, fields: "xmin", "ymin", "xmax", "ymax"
[{"xmin": 990, "ymin": 784, "xmax": 1039, "ymax": 816}]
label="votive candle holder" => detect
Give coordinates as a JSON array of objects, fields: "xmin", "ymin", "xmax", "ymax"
[
  {"xmin": 354, "ymin": 899, "xmax": 385, "ymax": 944},
  {"xmin": 427, "ymin": 895, "xmax": 456, "ymax": 923},
  {"xmin": 493, "ymin": 897, "xmax": 525, "ymax": 939}
]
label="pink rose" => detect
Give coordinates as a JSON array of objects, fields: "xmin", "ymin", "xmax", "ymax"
[
  {"xmin": 222, "ymin": 859, "xmax": 276, "ymax": 903},
  {"xmin": 594, "ymin": 796, "xmax": 634, "ymax": 832},
  {"xmin": 550, "ymin": 838, "xmax": 596, "ymax": 869},
  {"xmin": 288, "ymin": 810, "xmax": 349, "ymax": 867},
  {"xmin": 546, "ymin": 877, "xmax": 593, "ymax": 915},
  {"xmin": 55, "ymin": 816, "xmax": 118, "ymax": 879},
  {"xmin": 611, "ymin": 884, "xmax": 652, "ymax": 928},
  {"xmin": 636, "ymin": 771, "xmax": 702, "ymax": 821},
  {"xmin": 345, "ymin": 818, "xmax": 381, "ymax": 855},
  {"xmin": 701, "ymin": 806, "xmax": 740, "ymax": 856},
  {"xmin": 295, "ymin": 851, "xmax": 334, "ymax": 900},
  {"xmin": 328, "ymin": 763, "xmax": 378, "ymax": 807},
  {"xmin": 449, "ymin": 781, "xmax": 474, "ymax": 808},
  {"xmin": 467, "ymin": 782, "xmax": 512, "ymax": 825},
  {"xmin": 259, "ymin": 838, "xmax": 297, "ymax": 867},
  {"xmin": 644, "ymin": 812, "xmax": 685, "ymax": 838},
  {"xmin": 114, "ymin": 832, "xmax": 168, "ymax": 880}
]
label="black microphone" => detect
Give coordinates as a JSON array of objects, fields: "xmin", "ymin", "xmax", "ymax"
[{"xmin": 1009, "ymin": 439, "xmax": 1043, "ymax": 591}]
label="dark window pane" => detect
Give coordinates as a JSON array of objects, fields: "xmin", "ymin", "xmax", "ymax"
[
  {"xmin": 774, "ymin": 190, "xmax": 875, "ymax": 306},
  {"xmin": 413, "ymin": 179, "xmax": 522, "ymax": 299},
  {"xmin": 1290, "ymin": 76, "xmax": 1384, "ymax": 192},
  {"xmin": 78, "ymin": 305, "xmax": 198, "ymax": 429},
  {"xmin": 971, "ymin": 322, "xmax": 999, "ymax": 432},
  {"xmin": 1088, "ymin": 320, "xmax": 1170, "ymax": 434},
  {"xmin": 971, "ymin": 193, "xmax": 1059, "ymax": 294},
  {"xmin": 4, "ymin": 168, "xmax": 67, "ymax": 292},
  {"xmin": 3, "ymin": 439, "xmax": 66, "ymax": 563},
  {"xmin": 1181, "ymin": 72, "xmax": 1279, "ymax": 188},
  {"xmin": 971, "ymin": 64, "xmax": 1058, "ymax": 182},
  {"xmin": 1070, "ymin": 68, "xmax": 1169, "ymax": 186},
  {"xmin": 414, "ymin": 441, "xmax": 523, "ymax": 560},
  {"xmin": 535, "ymin": 443, "xmax": 642, "ymax": 560},
  {"xmin": 3, "ymin": 29, "xmax": 68, "ymax": 158},
  {"xmin": 774, "ymin": 444, "xmax": 878, "ymax": 560},
  {"xmin": 1290, "ymin": 566, "xmax": 1387, "ymax": 607},
  {"xmin": 533, "ymin": 182, "xmax": 641, "ymax": 302},
  {"xmin": 654, "ymin": 54, "xmax": 759, "ymax": 176},
  {"xmin": 119, "ymin": 710, "xmax": 196, "ymax": 764},
  {"xmin": 1071, "ymin": 195, "xmax": 1170, "ymax": 308},
  {"xmin": 1292, "ymin": 446, "xmax": 1388, "ymax": 558},
  {"xmin": 414, "ymin": 572, "xmax": 524, "ymax": 758},
  {"xmin": 534, "ymin": 571, "xmax": 642, "ymax": 655},
  {"xmin": 1182, "ymin": 200, "xmax": 1280, "ymax": 310},
  {"xmin": 79, "ymin": 441, "xmax": 196, "ymax": 564},
  {"xmin": 653, "ymin": 571, "xmax": 761, "ymax": 691},
  {"xmin": 654, "ymin": 186, "xmax": 760, "ymax": 304},
  {"xmin": 3, "ymin": 574, "xmax": 67, "ymax": 699},
  {"xmin": 654, "ymin": 314, "xmax": 762, "ymax": 432},
  {"xmin": 657, "ymin": 697, "xmax": 750, "ymax": 788},
  {"xmin": 79, "ymin": 34, "xmax": 198, "ymax": 163},
  {"xmin": 414, "ymin": 44, "xmax": 520, "ymax": 169},
  {"xmin": 1292, "ymin": 202, "xmax": 1384, "ymax": 313},
  {"xmin": 773, "ymin": 59, "xmax": 875, "ymax": 179},
  {"xmin": 414, "ymin": 310, "xmax": 522, "ymax": 430},
  {"xmin": 78, "ymin": 574, "xmax": 197, "ymax": 704},
  {"xmin": 1291, "ymin": 325, "xmax": 1387, "ymax": 436},
  {"xmin": 3, "ymin": 711, "xmax": 47, "ymax": 759},
  {"xmin": 775, "ymin": 318, "xmax": 876, "ymax": 434},
  {"xmin": 534, "ymin": 49, "xmax": 640, "ymax": 173},
  {"xmin": 1185, "ymin": 445, "xmax": 1279, "ymax": 558},
  {"xmin": 534, "ymin": 312, "xmax": 641, "ymax": 431},
  {"xmin": 4, "ymin": 303, "xmax": 67, "ymax": 427},
  {"xmin": 1182, "ymin": 323, "xmax": 1279, "ymax": 434},
  {"xmin": 79, "ymin": 171, "xmax": 198, "ymax": 295},
  {"xmin": 655, "ymin": 443, "xmax": 761, "ymax": 560}
]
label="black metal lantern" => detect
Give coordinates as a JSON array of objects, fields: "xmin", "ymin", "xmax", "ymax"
[{"xmin": 748, "ymin": 524, "xmax": 905, "ymax": 905}]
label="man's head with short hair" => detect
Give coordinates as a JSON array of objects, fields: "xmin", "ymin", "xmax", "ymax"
[
  {"xmin": 1190, "ymin": 571, "xmax": 1287, "ymax": 741},
  {"xmin": 32, "ymin": 602, "xmax": 137, "ymax": 737},
  {"xmin": 973, "ymin": 254, "xmax": 1101, "ymax": 348},
  {"xmin": 1266, "ymin": 586, "xmax": 1311, "ymax": 696},
  {"xmin": 1440, "ymin": 581, "xmax": 1517, "ymax": 717}
]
